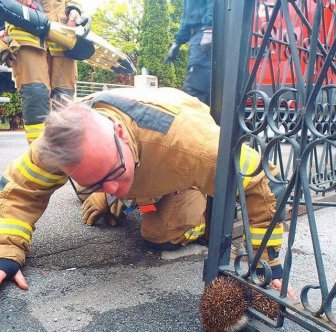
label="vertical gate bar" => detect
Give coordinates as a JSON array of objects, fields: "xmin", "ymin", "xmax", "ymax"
[
  {"xmin": 300, "ymin": 149, "xmax": 329, "ymax": 302},
  {"xmin": 204, "ymin": 0, "xmax": 255, "ymax": 285},
  {"xmin": 205, "ymin": 0, "xmax": 228, "ymax": 259},
  {"xmin": 281, "ymin": 65, "xmax": 310, "ymax": 301},
  {"xmin": 209, "ymin": 0, "xmax": 226, "ymax": 125}
]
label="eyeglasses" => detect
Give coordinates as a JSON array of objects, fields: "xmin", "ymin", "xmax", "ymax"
[{"xmin": 70, "ymin": 133, "xmax": 126, "ymax": 196}]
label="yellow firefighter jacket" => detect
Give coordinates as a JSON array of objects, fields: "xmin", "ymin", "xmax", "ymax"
[
  {"xmin": 0, "ymin": 87, "xmax": 276, "ymax": 265},
  {"xmin": 7, "ymin": 0, "xmax": 82, "ymax": 56}
]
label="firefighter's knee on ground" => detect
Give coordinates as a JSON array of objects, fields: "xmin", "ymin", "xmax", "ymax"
[
  {"xmin": 140, "ymin": 189, "xmax": 207, "ymax": 251},
  {"xmin": 142, "ymin": 223, "xmax": 206, "ymax": 251}
]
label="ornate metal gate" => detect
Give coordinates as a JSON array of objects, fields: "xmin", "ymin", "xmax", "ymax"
[{"xmin": 204, "ymin": 0, "xmax": 336, "ymax": 330}]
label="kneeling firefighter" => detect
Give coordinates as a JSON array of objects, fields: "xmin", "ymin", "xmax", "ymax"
[
  {"xmin": 77, "ymin": 89, "xmax": 286, "ymax": 281},
  {"xmin": 0, "ymin": 88, "xmax": 288, "ymax": 330},
  {"xmin": 0, "ymin": 87, "xmax": 286, "ymax": 277}
]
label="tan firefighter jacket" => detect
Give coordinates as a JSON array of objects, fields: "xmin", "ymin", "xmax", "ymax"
[
  {"xmin": 7, "ymin": 0, "xmax": 82, "ymax": 56},
  {"xmin": 0, "ymin": 87, "xmax": 278, "ymax": 265}
]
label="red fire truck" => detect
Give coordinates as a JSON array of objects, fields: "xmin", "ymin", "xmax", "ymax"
[{"xmin": 250, "ymin": 0, "xmax": 335, "ymax": 89}]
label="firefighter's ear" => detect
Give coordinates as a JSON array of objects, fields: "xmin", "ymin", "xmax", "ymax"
[{"xmin": 113, "ymin": 122, "xmax": 129, "ymax": 143}]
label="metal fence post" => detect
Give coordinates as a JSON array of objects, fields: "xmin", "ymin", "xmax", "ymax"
[{"xmin": 205, "ymin": 0, "xmax": 256, "ymax": 285}]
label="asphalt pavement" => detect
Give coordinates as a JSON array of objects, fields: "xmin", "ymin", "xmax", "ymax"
[
  {"xmin": 0, "ymin": 131, "xmax": 334, "ymax": 332},
  {"xmin": 0, "ymin": 131, "xmax": 208, "ymax": 332}
]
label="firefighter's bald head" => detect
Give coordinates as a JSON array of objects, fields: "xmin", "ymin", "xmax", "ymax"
[{"xmin": 38, "ymin": 103, "xmax": 136, "ymax": 198}]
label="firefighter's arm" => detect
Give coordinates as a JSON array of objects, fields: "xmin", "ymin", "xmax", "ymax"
[
  {"xmin": 173, "ymin": 0, "xmax": 191, "ymax": 46},
  {"xmin": 0, "ymin": 139, "xmax": 67, "ymax": 288},
  {"xmin": 202, "ymin": 0, "xmax": 213, "ymax": 29},
  {"xmin": 174, "ymin": 23, "xmax": 191, "ymax": 46},
  {"xmin": 252, "ymin": 225, "xmax": 284, "ymax": 279},
  {"xmin": 250, "ymin": 221, "xmax": 296, "ymax": 298}
]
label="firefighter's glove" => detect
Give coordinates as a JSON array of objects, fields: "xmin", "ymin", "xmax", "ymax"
[
  {"xmin": 82, "ymin": 192, "xmax": 108, "ymax": 225},
  {"xmin": 0, "ymin": 258, "xmax": 20, "ymax": 281},
  {"xmin": 200, "ymin": 29, "xmax": 212, "ymax": 54},
  {"xmin": 0, "ymin": 35, "xmax": 20, "ymax": 68},
  {"xmin": 165, "ymin": 42, "xmax": 180, "ymax": 63}
]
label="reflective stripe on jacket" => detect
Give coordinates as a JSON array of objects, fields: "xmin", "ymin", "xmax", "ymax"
[
  {"xmin": 0, "ymin": 143, "xmax": 67, "ymax": 264},
  {"xmin": 239, "ymin": 144, "xmax": 261, "ymax": 189}
]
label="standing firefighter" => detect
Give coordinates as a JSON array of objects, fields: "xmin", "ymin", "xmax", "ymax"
[
  {"xmin": 165, "ymin": 0, "xmax": 213, "ymax": 106},
  {"xmin": 0, "ymin": 0, "xmax": 82, "ymax": 144},
  {"xmin": 0, "ymin": 88, "xmax": 286, "ymax": 296}
]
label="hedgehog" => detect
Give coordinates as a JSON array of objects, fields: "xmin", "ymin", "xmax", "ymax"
[
  {"xmin": 199, "ymin": 276, "xmax": 280, "ymax": 331},
  {"xmin": 250, "ymin": 288, "xmax": 280, "ymax": 320},
  {"xmin": 199, "ymin": 276, "xmax": 248, "ymax": 332}
]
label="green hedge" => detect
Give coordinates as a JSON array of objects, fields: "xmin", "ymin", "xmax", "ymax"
[
  {"xmin": 1, "ymin": 91, "xmax": 22, "ymax": 116},
  {"xmin": 138, "ymin": 0, "xmax": 176, "ymax": 87}
]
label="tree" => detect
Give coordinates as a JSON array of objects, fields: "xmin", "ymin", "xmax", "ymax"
[
  {"xmin": 77, "ymin": 61, "xmax": 93, "ymax": 82},
  {"xmin": 138, "ymin": 0, "xmax": 175, "ymax": 86},
  {"xmin": 91, "ymin": 0, "xmax": 143, "ymax": 63},
  {"xmin": 77, "ymin": 62, "xmax": 117, "ymax": 83},
  {"xmin": 79, "ymin": 0, "xmax": 143, "ymax": 84},
  {"xmin": 1, "ymin": 91, "xmax": 22, "ymax": 116}
]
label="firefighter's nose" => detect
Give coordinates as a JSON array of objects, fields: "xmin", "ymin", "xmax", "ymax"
[{"xmin": 102, "ymin": 180, "xmax": 119, "ymax": 195}]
